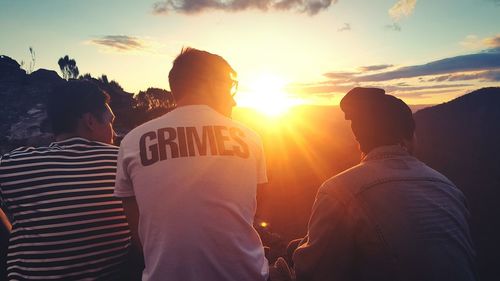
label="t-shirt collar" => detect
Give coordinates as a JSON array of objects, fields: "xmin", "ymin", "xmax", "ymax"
[{"xmin": 173, "ymin": 104, "xmax": 215, "ymax": 113}]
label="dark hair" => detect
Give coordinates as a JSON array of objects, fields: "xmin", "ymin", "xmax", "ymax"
[
  {"xmin": 46, "ymin": 80, "xmax": 110, "ymax": 135},
  {"xmin": 340, "ymin": 87, "xmax": 415, "ymax": 153},
  {"xmin": 168, "ymin": 47, "xmax": 236, "ymax": 101}
]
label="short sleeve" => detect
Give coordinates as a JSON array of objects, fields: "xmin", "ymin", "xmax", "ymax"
[
  {"xmin": 114, "ymin": 144, "xmax": 135, "ymax": 198},
  {"xmin": 256, "ymin": 137, "xmax": 268, "ymax": 184}
]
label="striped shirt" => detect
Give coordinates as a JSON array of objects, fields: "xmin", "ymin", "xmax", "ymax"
[{"xmin": 0, "ymin": 137, "xmax": 131, "ymax": 281}]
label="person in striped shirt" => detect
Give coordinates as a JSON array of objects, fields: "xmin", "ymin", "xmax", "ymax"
[{"xmin": 0, "ymin": 80, "xmax": 134, "ymax": 280}]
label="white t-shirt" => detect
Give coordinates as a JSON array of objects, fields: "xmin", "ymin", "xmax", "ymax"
[{"xmin": 115, "ymin": 105, "xmax": 269, "ymax": 281}]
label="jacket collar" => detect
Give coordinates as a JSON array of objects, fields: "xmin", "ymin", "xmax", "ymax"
[{"xmin": 362, "ymin": 145, "xmax": 410, "ymax": 162}]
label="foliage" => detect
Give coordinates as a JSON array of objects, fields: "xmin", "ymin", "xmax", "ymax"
[
  {"xmin": 28, "ymin": 47, "xmax": 35, "ymax": 74},
  {"xmin": 134, "ymin": 87, "xmax": 176, "ymax": 123},
  {"xmin": 136, "ymin": 87, "xmax": 175, "ymax": 111},
  {"xmin": 19, "ymin": 47, "xmax": 36, "ymax": 74},
  {"xmin": 58, "ymin": 55, "xmax": 79, "ymax": 80}
]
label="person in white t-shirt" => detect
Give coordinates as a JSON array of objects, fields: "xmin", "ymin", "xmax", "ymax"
[{"xmin": 114, "ymin": 47, "xmax": 269, "ymax": 281}]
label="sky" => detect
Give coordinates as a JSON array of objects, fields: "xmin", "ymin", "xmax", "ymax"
[{"xmin": 1, "ymin": 0, "xmax": 499, "ymax": 108}]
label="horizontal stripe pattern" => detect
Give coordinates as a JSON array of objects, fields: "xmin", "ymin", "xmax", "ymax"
[{"xmin": 0, "ymin": 137, "xmax": 131, "ymax": 280}]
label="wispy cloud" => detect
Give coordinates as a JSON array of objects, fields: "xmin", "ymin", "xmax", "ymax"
[
  {"xmin": 87, "ymin": 35, "xmax": 175, "ymax": 57},
  {"xmin": 389, "ymin": 0, "xmax": 417, "ymax": 21},
  {"xmin": 428, "ymin": 70, "xmax": 500, "ymax": 82},
  {"xmin": 337, "ymin": 23, "xmax": 351, "ymax": 32},
  {"xmin": 461, "ymin": 34, "xmax": 500, "ymax": 50},
  {"xmin": 290, "ymin": 43, "xmax": 499, "ymax": 103},
  {"xmin": 323, "ymin": 71, "xmax": 358, "ymax": 81},
  {"xmin": 484, "ymin": 34, "xmax": 500, "ymax": 49},
  {"xmin": 152, "ymin": 0, "xmax": 337, "ymax": 15},
  {"xmin": 385, "ymin": 22, "xmax": 402, "ymax": 32},
  {"xmin": 460, "ymin": 35, "xmax": 482, "ymax": 49},
  {"xmin": 383, "ymin": 83, "xmax": 471, "ymax": 93},
  {"xmin": 290, "ymin": 82, "xmax": 471, "ymax": 100},
  {"xmin": 89, "ymin": 35, "xmax": 146, "ymax": 52},
  {"xmin": 358, "ymin": 64, "xmax": 393, "ymax": 72},
  {"xmin": 355, "ymin": 49, "xmax": 500, "ymax": 82}
]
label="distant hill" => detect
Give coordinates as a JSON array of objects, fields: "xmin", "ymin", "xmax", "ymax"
[
  {"xmin": 414, "ymin": 87, "xmax": 500, "ymax": 280},
  {"xmin": 232, "ymin": 103, "xmax": 438, "ymax": 239}
]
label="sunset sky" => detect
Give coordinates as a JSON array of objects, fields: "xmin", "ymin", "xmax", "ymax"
[{"xmin": 1, "ymin": 0, "xmax": 499, "ymax": 109}]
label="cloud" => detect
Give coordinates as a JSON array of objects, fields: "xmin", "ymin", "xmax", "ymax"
[
  {"xmin": 90, "ymin": 35, "xmax": 146, "ymax": 51},
  {"xmin": 428, "ymin": 70, "xmax": 500, "ymax": 82},
  {"xmin": 460, "ymin": 35, "xmax": 482, "ymax": 49},
  {"xmin": 389, "ymin": 0, "xmax": 417, "ymax": 21},
  {"xmin": 358, "ymin": 64, "xmax": 393, "ymax": 72},
  {"xmin": 383, "ymin": 83, "xmax": 471, "ymax": 93},
  {"xmin": 152, "ymin": 0, "xmax": 337, "ymax": 15},
  {"xmin": 337, "ymin": 23, "xmax": 351, "ymax": 32},
  {"xmin": 291, "ymin": 81, "xmax": 470, "ymax": 100},
  {"xmin": 484, "ymin": 34, "xmax": 500, "ymax": 49},
  {"xmin": 461, "ymin": 34, "xmax": 500, "ymax": 51},
  {"xmin": 385, "ymin": 22, "xmax": 402, "ymax": 31},
  {"xmin": 292, "ymin": 83, "xmax": 355, "ymax": 95},
  {"xmin": 323, "ymin": 71, "xmax": 358, "ymax": 81},
  {"xmin": 355, "ymin": 49, "xmax": 500, "ymax": 82},
  {"xmin": 427, "ymin": 75, "xmax": 451, "ymax": 82}
]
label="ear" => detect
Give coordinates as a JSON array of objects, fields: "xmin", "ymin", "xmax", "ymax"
[
  {"xmin": 402, "ymin": 134, "xmax": 417, "ymax": 155},
  {"xmin": 81, "ymin": 112, "xmax": 99, "ymax": 132}
]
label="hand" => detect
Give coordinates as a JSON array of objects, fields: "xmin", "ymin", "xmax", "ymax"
[{"xmin": 269, "ymin": 257, "xmax": 294, "ymax": 281}]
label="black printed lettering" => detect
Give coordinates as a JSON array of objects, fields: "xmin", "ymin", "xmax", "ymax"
[
  {"xmin": 139, "ymin": 125, "xmax": 250, "ymax": 165},
  {"xmin": 177, "ymin": 127, "xmax": 188, "ymax": 157},
  {"xmin": 139, "ymin": 131, "xmax": 159, "ymax": 166},
  {"xmin": 230, "ymin": 127, "xmax": 250, "ymax": 159},
  {"xmin": 158, "ymin": 127, "xmax": 179, "ymax": 160},
  {"xmin": 214, "ymin": 126, "xmax": 233, "ymax": 156}
]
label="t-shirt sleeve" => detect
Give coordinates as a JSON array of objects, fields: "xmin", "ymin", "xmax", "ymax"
[
  {"xmin": 114, "ymin": 144, "xmax": 135, "ymax": 198},
  {"xmin": 256, "ymin": 137, "xmax": 268, "ymax": 184}
]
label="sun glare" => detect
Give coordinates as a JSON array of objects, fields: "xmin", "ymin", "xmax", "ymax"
[{"xmin": 236, "ymin": 73, "xmax": 300, "ymax": 117}]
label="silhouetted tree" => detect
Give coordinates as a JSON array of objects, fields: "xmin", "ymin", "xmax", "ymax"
[
  {"xmin": 99, "ymin": 74, "xmax": 109, "ymax": 84},
  {"xmin": 80, "ymin": 73, "xmax": 92, "ymax": 80},
  {"xmin": 136, "ymin": 87, "xmax": 175, "ymax": 112},
  {"xmin": 58, "ymin": 55, "xmax": 79, "ymax": 80},
  {"xmin": 18, "ymin": 47, "xmax": 36, "ymax": 74},
  {"xmin": 28, "ymin": 47, "xmax": 35, "ymax": 74}
]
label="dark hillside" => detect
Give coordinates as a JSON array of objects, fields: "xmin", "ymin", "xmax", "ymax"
[{"xmin": 414, "ymin": 87, "xmax": 500, "ymax": 280}]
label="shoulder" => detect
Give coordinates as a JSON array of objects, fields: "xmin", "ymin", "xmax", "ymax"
[
  {"xmin": 318, "ymin": 162, "xmax": 374, "ymax": 199},
  {"xmin": 417, "ymin": 161, "xmax": 457, "ymax": 188},
  {"xmin": 228, "ymin": 118, "xmax": 263, "ymax": 143},
  {"xmin": 1, "ymin": 147, "xmax": 34, "ymax": 169},
  {"xmin": 1, "ymin": 144, "xmax": 52, "ymax": 161},
  {"xmin": 2, "ymin": 145, "xmax": 39, "ymax": 157},
  {"xmin": 1, "ymin": 140, "xmax": 118, "ymax": 165}
]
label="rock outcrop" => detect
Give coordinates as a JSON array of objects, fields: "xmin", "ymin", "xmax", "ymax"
[{"xmin": 0, "ymin": 56, "xmax": 175, "ymax": 152}]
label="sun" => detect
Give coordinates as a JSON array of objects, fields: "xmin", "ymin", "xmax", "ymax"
[{"xmin": 236, "ymin": 73, "xmax": 300, "ymax": 117}]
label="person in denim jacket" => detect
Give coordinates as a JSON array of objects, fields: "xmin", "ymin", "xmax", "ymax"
[{"xmin": 292, "ymin": 87, "xmax": 477, "ymax": 281}]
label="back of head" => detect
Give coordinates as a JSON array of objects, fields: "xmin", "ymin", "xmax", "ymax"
[
  {"xmin": 168, "ymin": 47, "xmax": 236, "ymax": 102},
  {"xmin": 340, "ymin": 87, "xmax": 415, "ymax": 154},
  {"xmin": 47, "ymin": 80, "xmax": 110, "ymax": 135}
]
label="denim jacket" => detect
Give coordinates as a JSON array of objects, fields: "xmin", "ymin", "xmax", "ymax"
[{"xmin": 293, "ymin": 145, "xmax": 477, "ymax": 281}]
